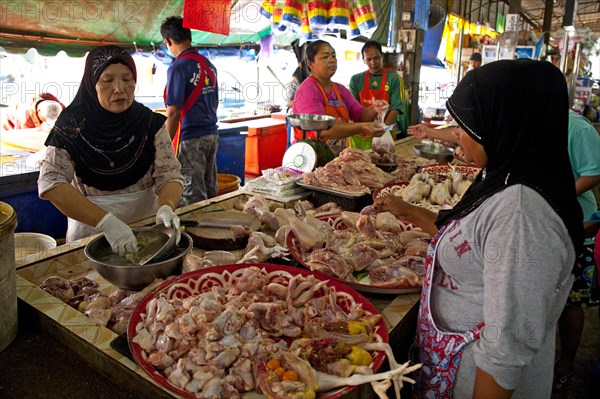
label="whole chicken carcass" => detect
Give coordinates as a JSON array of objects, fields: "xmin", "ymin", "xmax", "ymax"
[
  {"xmin": 290, "ymin": 218, "xmax": 327, "ymax": 252},
  {"xmin": 430, "ymin": 179, "xmax": 453, "ymax": 206},
  {"xmin": 375, "ymin": 212, "xmax": 402, "ymax": 234},
  {"xmin": 400, "ymin": 179, "xmax": 431, "ymax": 203},
  {"xmin": 242, "ymin": 194, "xmax": 271, "ymax": 216}
]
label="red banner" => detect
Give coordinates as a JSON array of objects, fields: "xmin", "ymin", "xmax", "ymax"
[{"xmin": 183, "ymin": 0, "xmax": 232, "ymax": 36}]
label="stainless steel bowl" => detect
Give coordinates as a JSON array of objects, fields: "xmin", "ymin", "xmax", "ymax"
[
  {"xmin": 413, "ymin": 143, "xmax": 455, "ymax": 163},
  {"xmin": 287, "ymin": 114, "xmax": 336, "ymax": 131},
  {"xmin": 84, "ymin": 229, "xmax": 193, "ymax": 290}
]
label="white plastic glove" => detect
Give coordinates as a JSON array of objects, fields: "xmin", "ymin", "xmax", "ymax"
[
  {"xmin": 156, "ymin": 204, "xmax": 181, "ymax": 244},
  {"xmin": 96, "ymin": 213, "xmax": 138, "ymax": 256}
]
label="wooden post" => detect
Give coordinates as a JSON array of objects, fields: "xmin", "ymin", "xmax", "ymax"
[{"xmin": 541, "ymin": 0, "xmax": 554, "ymax": 60}]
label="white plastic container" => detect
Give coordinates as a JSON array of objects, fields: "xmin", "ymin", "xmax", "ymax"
[
  {"xmin": 14, "ymin": 232, "xmax": 57, "ymax": 262},
  {"xmin": 0, "ymin": 202, "xmax": 17, "ymax": 351}
]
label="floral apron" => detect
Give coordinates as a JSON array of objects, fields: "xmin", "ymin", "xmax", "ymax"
[
  {"xmin": 413, "ymin": 222, "xmax": 485, "ymax": 399},
  {"xmin": 293, "ymin": 76, "xmax": 349, "ymax": 151},
  {"xmin": 352, "ymin": 69, "xmax": 392, "ymax": 150}
]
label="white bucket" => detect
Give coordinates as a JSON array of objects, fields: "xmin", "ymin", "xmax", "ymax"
[
  {"xmin": 0, "ymin": 202, "xmax": 17, "ymax": 351},
  {"xmin": 14, "ymin": 233, "xmax": 57, "ymax": 262}
]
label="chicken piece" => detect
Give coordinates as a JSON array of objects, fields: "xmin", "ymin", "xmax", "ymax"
[
  {"xmin": 259, "ymin": 210, "xmax": 280, "ymax": 231},
  {"xmin": 273, "ymin": 207, "xmax": 296, "ymax": 227},
  {"xmin": 399, "ymin": 179, "xmax": 431, "ymax": 203},
  {"xmin": 397, "ymin": 230, "xmax": 430, "ymax": 245},
  {"xmin": 274, "ymin": 224, "xmax": 291, "ymax": 245},
  {"xmin": 294, "ymin": 200, "xmax": 314, "ymax": 216},
  {"xmin": 307, "ymin": 248, "xmax": 354, "ymax": 281},
  {"xmin": 236, "ymin": 266, "xmax": 269, "ymax": 293},
  {"xmin": 339, "ymin": 211, "xmax": 360, "ymax": 230},
  {"xmin": 315, "ymin": 361, "xmax": 422, "ymax": 395},
  {"xmin": 238, "ymin": 232, "xmax": 289, "ymax": 263},
  {"xmin": 404, "ymin": 239, "xmax": 430, "ymax": 257},
  {"xmin": 368, "ymin": 262, "xmax": 421, "ymax": 287},
  {"xmin": 290, "ymin": 218, "xmax": 326, "ymax": 251},
  {"xmin": 346, "ymin": 243, "xmax": 380, "ymax": 271},
  {"xmin": 303, "ymin": 215, "xmax": 333, "ymax": 236},
  {"xmin": 360, "ymin": 205, "xmax": 378, "ymax": 216},
  {"xmin": 85, "ymin": 307, "xmax": 112, "ymax": 326},
  {"xmin": 430, "ymin": 179, "xmax": 453, "ymax": 206},
  {"xmin": 234, "ymin": 196, "xmax": 247, "ymax": 211},
  {"xmin": 230, "ymin": 224, "xmax": 252, "ymax": 237},
  {"xmin": 375, "ymin": 212, "xmax": 402, "ymax": 234},
  {"xmin": 253, "ymin": 350, "xmax": 319, "ymax": 399},
  {"xmin": 450, "ymin": 168, "xmax": 463, "ymax": 196},
  {"xmin": 289, "ymin": 337, "xmax": 352, "ymax": 373},
  {"xmin": 203, "ymin": 250, "xmax": 237, "ymax": 265},
  {"xmin": 356, "ymin": 215, "xmax": 377, "ymax": 238},
  {"xmin": 183, "ymin": 251, "xmax": 215, "ymax": 273},
  {"xmin": 242, "ymin": 194, "xmax": 271, "ymax": 216}
]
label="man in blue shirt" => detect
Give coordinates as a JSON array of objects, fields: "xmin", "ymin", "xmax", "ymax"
[{"xmin": 161, "ymin": 16, "xmax": 219, "ymax": 204}]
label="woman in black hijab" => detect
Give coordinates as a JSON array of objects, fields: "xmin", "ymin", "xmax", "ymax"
[
  {"xmin": 39, "ymin": 45, "xmax": 183, "ymax": 255},
  {"xmin": 376, "ymin": 59, "xmax": 582, "ymax": 397}
]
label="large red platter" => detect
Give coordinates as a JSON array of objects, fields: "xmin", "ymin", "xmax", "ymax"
[
  {"xmin": 372, "ymin": 164, "xmax": 482, "ymax": 208},
  {"xmin": 419, "ymin": 163, "xmax": 482, "ymax": 176},
  {"xmin": 128, "ymin": 263, "xmax": 389, "ymax": 399},
  {"xmin": 286, "ymin": 215, "xmax": 423, "ymax": 294}
]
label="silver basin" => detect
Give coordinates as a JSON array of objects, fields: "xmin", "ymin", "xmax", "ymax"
[
  {"xmin": 413, "ymin": 143, "xmax": 455, "ymax": 163},
  {"xmin": 84, "ymin": 229, "xmax": 192, "ymax": 291},
  {"xmin": 287, "ymin": 114, "xmax": 336, "ymax": 131}
]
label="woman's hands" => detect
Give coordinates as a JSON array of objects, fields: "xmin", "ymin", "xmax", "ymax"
[
  {"xmin": 374, "ymin": 195, "xmax": 440, "ymax": 236},
  {"xmin": 407, "ymin": 124, "xmax": 433, "ymax": 139},
  {"xmin": 96, "ymin": 213, "xmax": 138, "ymax": 256},
  {"xmin": 374, "ymin": 195, "xmax": 414, "ymax": 220},
  {"xmin": 364, "ymin": 122, "xmax": 386, "ymax": 138},
  {"xmin": 156, "ymin": 204, "xmax": 181, "ymax": 244},
  {"xmin": 372, "ymin": 99, "xmax": 389, "ymax": 115}
]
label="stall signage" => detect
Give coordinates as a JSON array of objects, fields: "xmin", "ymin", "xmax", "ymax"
[
  {"xmin": 183, "ymin": 0, "xmax": 232, "ymax": 36},
  {"xmin": 505, "ymin": 14, "xmax": 519, "ymax": 32}
]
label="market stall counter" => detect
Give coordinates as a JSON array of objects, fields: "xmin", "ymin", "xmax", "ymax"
[{"xmin": 14, "ymin": 186, "xmax": 421, "ymax": 399}]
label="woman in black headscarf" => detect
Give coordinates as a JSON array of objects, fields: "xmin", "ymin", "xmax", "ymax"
[
  {"xmin": 375, "ymin": 59, "xmax": 582, "ymax": 398},
  {"xmin": 39, "ymin": 45, "xmax": 183, "ymax": 255}
]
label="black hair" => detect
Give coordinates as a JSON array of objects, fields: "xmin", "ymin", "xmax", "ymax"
[
  {"xmin": 160, "ymin": 16, "xmax": 192, "ymax": 43},
  {"xmin": 470, "ymin": 52, "xmax": 482, "ymax": 62},
  {"xmin": 305, "ymin": 40, "xmax": 333, "ymax": 62},
  {"xmin": 361, "ymin": 40, "xmax": 383, "ymax": 57}
]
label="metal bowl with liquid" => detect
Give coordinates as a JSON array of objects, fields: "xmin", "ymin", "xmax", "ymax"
[{"xmin": 84, "ymin": 228, "xmax": 192, "ymax": 290}]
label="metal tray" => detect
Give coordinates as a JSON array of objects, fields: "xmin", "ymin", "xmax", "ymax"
[{"xmin": 295, "ymin": 180, "xmax": 370, "ymax": 198}]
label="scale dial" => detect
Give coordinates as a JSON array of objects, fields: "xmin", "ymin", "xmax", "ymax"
[{"xmin": 281, "ymin": 142, "xmax": 317, "ymax": 172}]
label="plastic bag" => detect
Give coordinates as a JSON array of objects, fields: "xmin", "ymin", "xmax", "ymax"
[{"xmin": 372, "ymin": 130, "xmax": 395, "ymax": 154}]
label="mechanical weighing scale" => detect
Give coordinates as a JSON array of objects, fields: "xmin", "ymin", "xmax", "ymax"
[{"xmin": 283, "ymin": 114, "xmax": 336, "ymax": 172}]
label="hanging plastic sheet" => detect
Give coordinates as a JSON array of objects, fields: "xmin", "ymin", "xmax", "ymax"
[
  {"xmin": 347, "ymin": 5, "xmax": 362, "ymax": 39},
  {"xmin": 260, "ymin": 0, "xmax": 277, "ymax": 18},
  {"xmin": 300, "ymin": 6, "xmax": 320, "ymax": 40},
  {"xmin": 282, "ymin": 0, "xmax": 303, "ymax": 33},
  {"xmin": 307, "ymin": 0, "xmax": 328, "ymax": 35},
  {"xmin": 328, "ymin": 0, "xmax": 350, "ymax": 30},
  {"xmin": 271, "ymin": 2, "xmax": 288, "ymax": 33},
  {"xmin": 354, "ymin": 0, "xmax": 378, "ymax": 38}
]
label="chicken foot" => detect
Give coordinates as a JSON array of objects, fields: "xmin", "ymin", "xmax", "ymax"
[
  {"xmin": 315, "ymin": 360, "xmax": 421, "ymax": 397},
  {"xmin": 360, "ymin": 342, "xmax": 408, "ymax": 399}
]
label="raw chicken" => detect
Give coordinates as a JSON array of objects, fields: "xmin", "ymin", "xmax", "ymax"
[
  {"xmin": 238, "ymin": 232, "xmax": 289, "ymax": 264},
  {"xmin": 400, "ymin": 178, "xmax": 432, "ymax": 203},
  {"xmin": 430, "ymin": 179, "xmax": 453, "ymax": 206}
]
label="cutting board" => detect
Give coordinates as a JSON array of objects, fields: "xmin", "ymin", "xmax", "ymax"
[{"xmin": 183, "ymin": 210, "xmax": 261, "ymax": 250}]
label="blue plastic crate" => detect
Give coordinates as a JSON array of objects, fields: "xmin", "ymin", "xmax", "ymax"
[{"xmin": 217, "ymin": 131, "xmax": 246, "ymax": 185}]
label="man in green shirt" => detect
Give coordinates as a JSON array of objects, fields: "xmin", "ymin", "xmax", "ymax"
[{"xmin": 349, "ymin": 41, "xmax": 408, "ymax": 149}]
